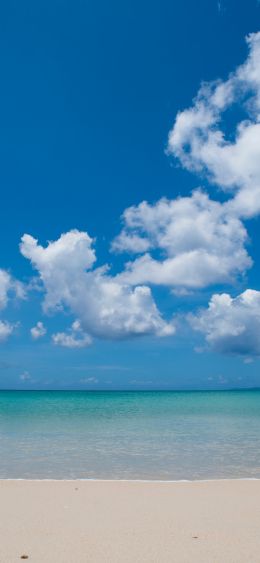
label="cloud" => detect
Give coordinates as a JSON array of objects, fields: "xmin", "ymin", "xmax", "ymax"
[
  {"xmin": 80, "ymin": 376, "xmax": 99, "ymax": 384},
  {"xmin": 111, "ymin": 32, "xmax": 260, "ymax": 296},
  {"xmin": 113, "ymin": 190, "xmax": 251, "ymax": 289},
  {"xmin": 17, "ymin": 32, "xmax": 260, "ymax": 358},
  {"xmin": 0, "ymin": 320, "xmax": 14, "ymax": 342},
  {"xmin": 20, "ymin": 370, "xmax": 31, "ymax": 381},
  {"xmin": 30, "ymin": 321, "xmax": 46, "ymax": 340},
  {"xmin": 0, "ymin": 270, "xmax": 25, "ymax": 343},
  {"xmin": 20, "ymin": 230, "xmax": 175, "ymax": 342},
  {"xmin": 167, "ymin": 32, "xmax": 260, "ymax": 219},
  {"xmin": 52, "ymin": 320, "xmax": 92, "ymax": 348},
  {"xmin": 20, "ymin": 230, "xmax": 96, "ymax": 312},
  {"xmin": 189, "ymin": 289, "xmax": 260, "ymax": 356},
  {"xmin": 0, "ymin": 269, "xmax": 25, "ymax": 310}
]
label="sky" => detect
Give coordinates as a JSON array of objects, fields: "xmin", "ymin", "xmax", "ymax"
[{"xmin": 1, "ymin": 0, "xmax": 260, "ymax": 390}]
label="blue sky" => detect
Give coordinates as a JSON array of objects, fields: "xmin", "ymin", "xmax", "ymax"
[{"xmin": 1, "ymin": 0, "xmax": 260, "ymax": 389}]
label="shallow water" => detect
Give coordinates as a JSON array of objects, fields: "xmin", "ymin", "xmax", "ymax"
[{"xmin": 0, "ymin": 390, "xmax": 260, "ymax": 479}]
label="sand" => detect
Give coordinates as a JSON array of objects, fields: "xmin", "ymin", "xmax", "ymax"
[{"xmin": 1, "ymin": 479, "xmax": 260, "ymax": 562}]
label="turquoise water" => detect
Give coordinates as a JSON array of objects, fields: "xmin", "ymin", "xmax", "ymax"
[{"xmin": 0, "ymin": 390, "xmax": 260, "ymax": 479}]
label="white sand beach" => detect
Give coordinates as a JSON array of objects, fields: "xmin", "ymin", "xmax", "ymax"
[{"xmin": 1, "ymin": 479, "xmax": 260, "ymax": 562}]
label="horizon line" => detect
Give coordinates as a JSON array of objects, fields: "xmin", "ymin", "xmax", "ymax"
[{"xmin": 1, "ymin": 387, "xmax": 260, "ymax": 392}]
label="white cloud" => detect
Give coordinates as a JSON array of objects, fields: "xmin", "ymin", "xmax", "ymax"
[
  {"xmin": 189, "ymin": 289, "xmax": 260, "ymax": 356},
  {"xmin": 0, "ymin": 270, "xmax": 13, "ymax": 310},
  {"xmin": 0, "ymin": 270, "xmax": 25, "ymax": 344},
  {"xmin": 111, "ymin": 32, "xmax": 260, "ymax": 293},
  {"xmin": 20, "ymin": 230, "xmax": 96, "ymax": 312},
  {"xmin": 112, "ymin": 231, "xmax": 151, "ymax": 254},
  {"xmin": 52, "ymin": 331, "xmax": 91, "ymax": 349},
  {"xmin": 171, "ymin": 288, "xmax": 194, "ymax": 297},
  {"xmin": 167, "ymin": 32, "xmax": 260, "ymax": 219},
  {"xmin": 20, "ymin": 230, "xmax": 174, "ymax": 342},
  {"xmin": 113, "ymin": 190, "xmax": 251, "ymax": 288},
  {"xmin": 0, "ymin": 320, "xmax": 14, "ymax": 342},
  {"xmin": 52, "ymin": 320, "xmax": 92, "ymax": 349},
  {"xmin": 0, "ymin": 269, "xmax": 25, "ymax": 310},
  {"xmin": 18, "ymin": 32, "xmax": 260, "ymax": 357},
  {"xmin": 80, "ymin": 376, "xmax": 99, "ymax": 384},
  {"xmin": 30, "ymin": 321, "xmax": 46, "ymax": 340}
]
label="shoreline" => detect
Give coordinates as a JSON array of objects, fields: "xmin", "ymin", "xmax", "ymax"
[
  {"xmin": 0, "ymin": 476, "xmax": 260, "ymax": 481},
  {"xmin": 1, "ymin": 479, "xmax": 260, "ymax": 562}
]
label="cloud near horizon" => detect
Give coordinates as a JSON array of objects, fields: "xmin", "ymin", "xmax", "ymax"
[{"xmin": 189, "ymin": 289, "xmax": 260, "ymax": 357}]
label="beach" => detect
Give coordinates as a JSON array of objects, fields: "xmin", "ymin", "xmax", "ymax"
[
  {"xmin": 1, "ymin": 392, "xmax": 260, "ymax": 561},
  {"xmin": 1, "ymin": 479, "xmax": 260, "ymax": 562},
  {"xmin": 1, "ymin": 3, "xmax": 260, "ymax": 561}
]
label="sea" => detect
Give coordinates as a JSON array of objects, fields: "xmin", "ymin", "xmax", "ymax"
[{"xmin": 0, "ymin": 389, "xmax": 260, "ymax": 480}]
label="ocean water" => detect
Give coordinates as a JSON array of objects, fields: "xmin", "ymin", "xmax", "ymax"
[{"xmin": 0, "ymin": 390, "xmax": 260, "ymax": 480}]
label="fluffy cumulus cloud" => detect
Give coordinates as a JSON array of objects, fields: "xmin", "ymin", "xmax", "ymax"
[
  {"xmin": 17, "ymin": 32, "xmax": 260, "ymax": 356},
  {"xmin": 168, "ymin": 32, "xmax": 260, "ymax": 219},
  {"xmin": 52, "ymin": 320, "xmax": 92, "ymax": 349},
  {"xmin": 112, "ymin": 35, "xmax": 260, "ymax": 290},
  {"xmin": 20, "ymin": 230, "xmax": 174, "ymax": 342},
  {"xmin": 109, "ymin": 29, "xmax": 260, "ymax": 355},
  {"xmin": 113, "ymin": 190, "xmax": 251, "ymax": 289},
  {"xmin": 189, "ymin": 289, "xmax": 260, "ymax": 356},
  {"xmin": 30, "ymin": 321, "xmax": 46, "ymax": 340}
]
